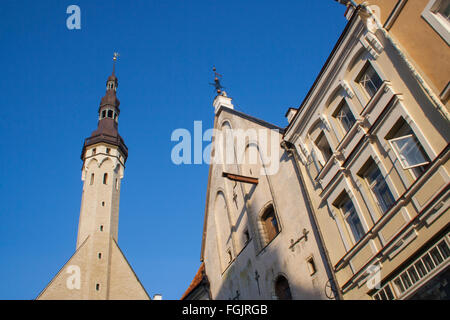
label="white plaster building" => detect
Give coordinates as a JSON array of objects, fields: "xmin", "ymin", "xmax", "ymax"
[{"xmin": 186, "ymin": 84, "xmax": 339, "ymax": 300}]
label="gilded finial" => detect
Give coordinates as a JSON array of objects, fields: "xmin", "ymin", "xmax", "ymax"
[{"xmin": 112, "ymin": 52, "xmax": 120, "ymax": 75}]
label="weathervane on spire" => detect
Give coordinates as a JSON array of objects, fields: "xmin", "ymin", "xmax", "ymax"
[
  {"xmin": 210, "ymin": 66, "xmax": 225, "ymax": 95},
  {"xmin": 112, "ymin": 52, "xmax": 120, "ymax": 74}
]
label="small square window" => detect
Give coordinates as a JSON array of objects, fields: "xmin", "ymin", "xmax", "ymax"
[{"xmin": 307, "ymin": 257, "xmax": 317, "ymax": 275}]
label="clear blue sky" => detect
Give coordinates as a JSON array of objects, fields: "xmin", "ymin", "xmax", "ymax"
[{"xmin": 0, "ymin": 0, "xmax": 347, "ymax": 300}]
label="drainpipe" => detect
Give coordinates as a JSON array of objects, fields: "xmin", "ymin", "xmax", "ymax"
[
  {"xmin": 357, "ymin": 2, "xmax": 450, "ymax": 122},
  {"xmin": 280, "ymin": 140, "xmax": 343, "ymax": 300}
]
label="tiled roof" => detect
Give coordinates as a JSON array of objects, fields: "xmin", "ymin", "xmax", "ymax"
[{"xmin": 180, "ymin": 263, "xmax": 205, "ymax": 300}]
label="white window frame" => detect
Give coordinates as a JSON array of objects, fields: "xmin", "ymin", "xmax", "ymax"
[
  {"xmin": 349, "ymin": 58, "xmax": 387, "ymax": 109},
  {"xmin": 333, "ymin": 99, "xmax": 357, "ymax": 136},
  {"xmin": 357, "ymin": 63, "xmax": 384, "ymax": 100},
  {"xmin": 422, "ymin": 0, "xmax": 450, "ymax": 45},
  {"xmin": 388, "ymin": 134, "xmax": 430, "ymax": 170}
]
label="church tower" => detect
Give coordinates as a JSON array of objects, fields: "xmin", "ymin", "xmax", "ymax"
[
  {"xmin": 37, "ymin": 57, "xmax": 150, "ymax": 300},
  {"xmin": 77, "ymin": 63, "xmax": 127, "ymax": 250}
]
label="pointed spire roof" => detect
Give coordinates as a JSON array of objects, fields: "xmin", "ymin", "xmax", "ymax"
[{"xmin": 81, "ymin": 54, "xmax": 128, "ymax": 161}]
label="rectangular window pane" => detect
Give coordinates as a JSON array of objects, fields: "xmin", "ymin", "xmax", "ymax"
[
  {"xmin": 437, "ymin": 0, "xmax": 450, "ymax": 20},
  {"xmin": 315, "ymin": 132, "xmax": 333, "ymax": 165},
  {"xmin": 379, "ymin": 289, "xmax": 387, "ymax": 300},
  {"xmin": 423, "ymin": 254, "xmax": 435, "ymax": 272},
  {"xmin": 415, "ymin": 260, "xmax": 427, "ymax": 278},
  {"xmin": 344, "ymin": 204, "xmax": 365, "ymax": 242},
  {"xmin": 401, "ymin": 272, "xmax": 412, "ymax": 289},
  {"xmin": 334, "ymin": 102, "xmax": 356, "ymax": 133},
  {"xmin": 407, "ymin": 266, "xmax": 420, "ymax": 284},
  {"xmin": 365, "ymin": 163, "xmax": 395, "ymax": 213},
  {"xmin": 385, "ymin": 285, "xmax": 395, "ymax": 300},
  {"xmin": 394, "ymin": 278, "xmax": 405, "ymax": 294},
  {"xmin": 437, "ymin": 240, "xmax": 450, "ymax": 259},
  {"xmin": 358, "ymin": 64, "xmax": 383, "ymax": 98},
  {"xmin": 390, "ymin": 135, "xmax": 429, "ymax": 169},
  {"xmin": 430, "ymin": 247, "xmax": 444, "ymax": 265}
]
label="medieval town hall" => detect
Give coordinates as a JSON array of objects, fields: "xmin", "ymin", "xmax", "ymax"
[{"xmin": 38, "ymin": 0, "xmax": 450, "ymax": 300}]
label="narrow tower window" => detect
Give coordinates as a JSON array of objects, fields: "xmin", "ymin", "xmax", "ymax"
[
  {"xmin": 106, "ymin": 148, "xmax": 110, "ymax": 154},
  {"xmin": 101, "ymin": 110, "xmax": 106, "ymax": 119},
  {"xmin": 90, "ymin": 173, "xmax": 94, "ymax": 185},
  {"xmin": 103, "ymin": 173, "xmax": 108, "ymax": 185},
  {"xmin": 107, "ymin": 110, "xmax": 113, "ymax": 118},
  {"xmin": 96, "ymin": 283, "xmax": 100, "ymax": 291},
  {"xmin": 100, "ymin": 225, "xmax": 104, "ymax": 231},
  {"xmin": 98, "ymin": 253, "xmax": 102, "ymax": 259}
]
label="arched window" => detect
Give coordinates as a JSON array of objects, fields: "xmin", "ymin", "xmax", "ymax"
[
  {"xmin": 101, "ymin": 110, "xmax": 106, "ymax": 119},
  {"xmin": 107, "ymin": 110, "xmax": 113, "ymax": 118},
  {"xmin": 90, "ymin": 173, "xmax": 94, "ymax": 185},
  {"xmin": 314, "ymin": 131, "xmax": 333, "ymax": 169},
  {"xmin": 261, "ymin": 204, "xmax": 280, "ymax": 244},
  {"xmin": 103, "ymin": 173, "xmax": 108, "ymax": 185},
  {"xmin": 275, "ymin": 276, "xmax": 292, "ymax": 300}
]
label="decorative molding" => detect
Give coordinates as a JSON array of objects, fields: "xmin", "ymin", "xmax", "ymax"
[{"xmin": 340, "ymin": 80, "xmax": 355, "ymax": 98}]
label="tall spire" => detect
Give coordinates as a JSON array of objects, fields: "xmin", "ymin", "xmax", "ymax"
[
  {"xmin": 112, "ymin": 52, "xmax": 119, "ymax": 76},
  {"xmin": 81, "ymin": 54, "xmax": 128, "ymax": 161}
]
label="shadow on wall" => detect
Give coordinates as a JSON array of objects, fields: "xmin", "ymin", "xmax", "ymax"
[{"xmin": 207, "ymin": 151, "xmax": 336, "ymax": 300}]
